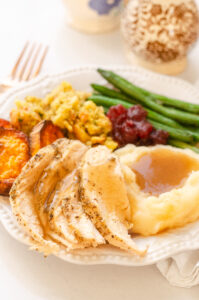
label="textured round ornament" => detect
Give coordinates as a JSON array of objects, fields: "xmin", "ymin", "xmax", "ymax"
[{"xmin": 121, "ymin": 0, "xmax": 199, "ymax": 75}]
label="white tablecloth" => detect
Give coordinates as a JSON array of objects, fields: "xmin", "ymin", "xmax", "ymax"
[{"xmin": 0, "ymin": 0, "xmax": 199, "ymax": 299}]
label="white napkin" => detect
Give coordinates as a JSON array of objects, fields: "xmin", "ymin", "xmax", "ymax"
[
  {"xmin": 156, "ymin": 80, "xmax": 199, "ymax": 288},
  {"xmin": 156, "ymin": 251, "xmax": 199, "ymax": 288}
]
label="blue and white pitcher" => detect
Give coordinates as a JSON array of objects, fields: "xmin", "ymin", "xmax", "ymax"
[{"xmin": 63, "ymin": 0, "xmax": 122, "ymax": 33}]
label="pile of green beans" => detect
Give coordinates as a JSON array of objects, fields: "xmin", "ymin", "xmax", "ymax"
[{"xmin": 88, "ymin": 69, "xmax": 199, "ymax": 153}]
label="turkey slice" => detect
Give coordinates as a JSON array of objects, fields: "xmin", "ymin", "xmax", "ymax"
[
  {"xmin": 79, "ymin": 146, "xmax": 146, "ymax": 256},
  {"xmin": 10, "ymin": 143, "xmax": 59, "ymax": 255},
  {"xmin": 34, "ymin": 139, "xmax": 88, "ymax": 250},
  {"xmin": 60, "ymin": 170, "xmax": 105, "ymax": 248}
]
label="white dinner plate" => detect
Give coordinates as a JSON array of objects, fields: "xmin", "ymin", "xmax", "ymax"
[{"xmin": 1, "ymin": 65, "xmax": 199, "ymax": 266}]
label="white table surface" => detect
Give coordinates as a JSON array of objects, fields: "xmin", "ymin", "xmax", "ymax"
[{"xmin": 0, "ymin": 0, "xmax": 199, "ymax": 299}]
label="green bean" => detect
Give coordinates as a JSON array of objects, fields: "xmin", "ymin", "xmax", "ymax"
[
  {"xmin": 89, "ymin": 94, "xmax": 199, "ymax": 144},
  {"xmin": 91, "ymin": 85, "xmax": 184, "ymax": 129},
  {"xmin": 91, "ymin": 83, "xmax": 137, "ymax": 104},
  {"xmin": 168, "ymin": 139, "xmax": 199, "ymax": 154},
  {"xmin": 132, "ymin": 86, "xmax": 199, "ymax": 114},
  {"xmin": 88, "ymin": 95, "xmax": 186, "ymax": 129},
  {"xmin": 88, "ymin": 95, "xmax": 131, "ymax": 109},
  {"xmin": 103, "ymin": 106, "xmax": 109, "ymax": 113},
  {"xmin": 97, "ymin": 69, "xmax": 199, "ymax": 126},
  {"xmin": 149, "ymin": 120, "xmax": 194, "ymax": 143},
  {"xmin": 146, "ymin": 109, "xmax": 184, "ymax": 129},
  {"xmin": 97, "ymin": 69, "xmax": 199, "ymax": 113}
]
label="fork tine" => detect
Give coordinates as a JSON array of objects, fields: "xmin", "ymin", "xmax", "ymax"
[
  {"xmin": 23, "ymin": 44, "xmax": 42, "ymax": 81},
  {"xmin": 31, "ymin": 46, "xmax": 49, "ymax": 79},
  {"xmin": 10, "ymin": 41, "xmax": 29, "ymax": 78},
  {"xmin": 17, "ymin": 43, "xmax": 36, "ymax": 81}
]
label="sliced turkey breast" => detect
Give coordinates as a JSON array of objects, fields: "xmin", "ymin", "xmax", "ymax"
[
  {"xmin": 10, "ymin": 143, "xmax": 59, "ymax": 255},
  {"xmin": 10, "ymin": 139, "xmax": 88, "ymax": 254},
  {"xmin": 34, "ymin": 139, "xmax": 88, "ymax": 250},
  {"xmin": 44, "ymin": 140, "xmax": 104, "ymax": 248},
  {"xmin": 60, "ymin": 170, "xmax": 105, "ymax": 247},
  {"xmin": 79, "ymin": 146, "xmax": 146, "ymax": 256}
]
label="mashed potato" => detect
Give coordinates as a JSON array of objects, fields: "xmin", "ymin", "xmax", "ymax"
[
  {"xmin": 10, "ymin": 82, "xmax": 117, "ymax": 150},
  {"xmin": 116, "ymin": 144, "xmax": 199, "ymax": 236}
]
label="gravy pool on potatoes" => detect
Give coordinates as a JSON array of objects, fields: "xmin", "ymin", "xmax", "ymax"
[{"xmin": 131, "ymin": 148, "xmax": 199, "ymax": 196}]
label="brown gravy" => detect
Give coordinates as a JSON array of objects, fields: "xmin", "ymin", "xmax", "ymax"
[{"xmin": 131, "ymin": 149, "xmax": 199, "ymax": 196}]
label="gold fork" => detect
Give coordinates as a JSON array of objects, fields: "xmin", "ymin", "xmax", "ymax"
[{"xmin": 0, "ymin": 42, "xmax": 49, "ymax": 93}]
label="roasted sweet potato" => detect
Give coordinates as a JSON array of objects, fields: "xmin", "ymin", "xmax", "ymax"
[
  {"xmin": 0, "ymin": 119, "xmax": 12, "ymax": 129},
  {"xmin": 0, "ymin": 128, "xmax": 30, "ymax": 195},
  {"xmin": 29, "ymin": 120, "xmax": 64, "ymax": 156}
]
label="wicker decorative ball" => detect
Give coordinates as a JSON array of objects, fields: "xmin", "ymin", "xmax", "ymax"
[{"xmin": 121, "ymin": 0, "xmax": 199, "ymax": 75}]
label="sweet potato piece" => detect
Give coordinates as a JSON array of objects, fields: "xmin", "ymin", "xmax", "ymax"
[
  {"xmin": 0, "ymin": 119, "xmax": 12, "ymax": 129},
  {"xmin": 30, "ymin": 120, "xmax": 64, "ymax": 156},
  {"xmin": 0, "ymin": 128, "xmax": 30, "ymax": 195}
]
